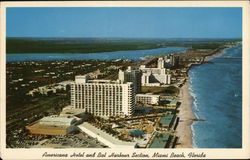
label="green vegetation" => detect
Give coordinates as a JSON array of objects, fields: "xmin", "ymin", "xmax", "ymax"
[
  {"xmin": 6, "ymin": 37, "xmax": 241, "ymax": 54},
  {"xmin": 7, "ymin": 95, "xmax": 69, "ymax": 130},
  {"xmin": 163, "ymin": 86, "xmax": 180, "ymax": 95},
  {"xmin": 141, "ymin": 86, "xmax": 168, "ymax": 94},
  {"xmin": 7, "ymin": 38, "xmax": 162, "ymax": 53},
  {"xmin": 141, "ymin": 86, "xmax": 179, "ymax": 96}
]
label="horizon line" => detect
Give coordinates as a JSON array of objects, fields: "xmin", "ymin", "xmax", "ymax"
[{"xmin": 6, "ymin": 36, "xmax": 242, "ymax": 40}]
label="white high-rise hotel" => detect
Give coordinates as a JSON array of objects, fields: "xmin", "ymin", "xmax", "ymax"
[
  {"xmin": 140, "ymin": 58, "xmax": 171, "ymax": 86},
  {"xmin": 71, "ymin": 75, "xmax": 135, "ymax": 117},
  {"xmin": 118, "ymin": 66, "xmax": 142, "ymax": 94}
]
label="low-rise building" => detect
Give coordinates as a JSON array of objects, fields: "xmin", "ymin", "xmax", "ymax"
[
  {"xmin": 27, "ymin": 81, "xmax": 72, "ymax": 96},
  {"xmin": 26, "ymin": 116, "xmax": 78, "ymax": 136},
  {"xmin": 78, "ymin": 122, "xmax": 136, "ymax": 148},
  {"xmin": 136, "ymin": 94, "xmax": 160, "ymax": 105},
  {"xmin": 39, "ymin": 117, "xmax": 77, "ymax": 127}
]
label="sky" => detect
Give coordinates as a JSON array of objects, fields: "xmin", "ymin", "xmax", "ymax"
[{"xmin": 7, "ymin": 7, "xmax": 242, "ymax": 38}]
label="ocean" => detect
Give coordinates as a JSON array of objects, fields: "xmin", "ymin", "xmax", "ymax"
[
  {"xmin": 6, "ymin": 47, "xmax": 186, "ymax": 62},
  {"xmin": 189, "ymin": 45, "xmax": 242, "ymax": 148}
]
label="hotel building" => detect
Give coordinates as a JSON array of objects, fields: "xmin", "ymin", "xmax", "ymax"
[
  {"xmin": 118, "ymin": 66, "xmax": 142, "ymax": 94},
  {"xmin": 136, "ymin": 94, "xmax": 160, "ymax": 105},
  {"xmin": 71, "ymin": 75, "xmax": 135, "ymax": 117},
  {"xmin": 140, "ymin": 58, "xmax": 171, "ymax": 86},
  {"xmin": 164, "ymin": 54, "xmax": 180, "ymax": 68}
]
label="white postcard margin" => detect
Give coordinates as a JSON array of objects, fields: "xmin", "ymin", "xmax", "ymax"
[{"xmin": 0, "ymin": 1, "xmax": 249, "ymax": 160}]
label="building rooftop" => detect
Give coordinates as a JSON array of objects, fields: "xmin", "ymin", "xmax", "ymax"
[
  {"xmin": 136, "ymin": 94, "xmax": 160, "ymax": 98},
  {"xmin": 40, "ymin": 117, "xmax": 75, "ymax": 124},
  {"xmin": 170, "ymin": 100, "xmax": 178, "ymax": 105},
  {"xmin": 58, "ymin": 80, "xmax": 74, "ymax": 85},
  {"xmin": 78, "ymin": 122, "xmax": 136, "ymax": 148},
  {"xmin": 75, "ymin": 75, "xmax": 132, "ymax": 85},
  {"xmin": 88, "ymin": 79, "xmax": 118, "ymax": 84},
  {"xmin": 148, "ymin": 133, "xmax": 173, "ymax": 148},
  {"xmin": 159, "ymin": 114, "xmax": 175, "ymax": 127}
]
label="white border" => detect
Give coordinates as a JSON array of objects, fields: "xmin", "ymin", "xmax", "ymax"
[{"xmin": 0, "ymin": 1, "xmax": 249, "ymax": 159}]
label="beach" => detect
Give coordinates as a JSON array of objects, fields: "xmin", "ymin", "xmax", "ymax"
[
  {"xmin": 204, "ymin": 49, "xmax": 226, "ymax": 62},
  {"xmin": 204, "ymin": 45, "xmax": 238, "ymax": 62},
  {"xmin": 176, "ymin": 79, "xmax": 196, "ymax": 148},
  {"xmin": 186, "ymin": 45, "xmax": 242, "ymax": 148},
  {"xmin": 175, "ymin": 45, "xmax": 237, "ymax": 148},
  {"xmin": 175, "ymin": 44, "xmax": 242, "ymax": 148}
]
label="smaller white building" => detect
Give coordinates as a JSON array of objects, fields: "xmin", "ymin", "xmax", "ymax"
[
  {"xmin": 78, "ymin": 122, "xmax": 136, "ymax": 148},
  {"xmin": 136, "ymin": 94, "xmax": 160, "ymax": 105},
  {"xmin": 40, "ymin": 117, "xmax": 77, "ymax": 127},
  {"xmin": 140, "ymin": 58, "xmax": 171, "ymax": 86}
]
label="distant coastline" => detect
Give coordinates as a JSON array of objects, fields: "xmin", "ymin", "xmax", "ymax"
[{"xmin": 6, "ymin": 37, "xmax": 241, "ymax": 54}]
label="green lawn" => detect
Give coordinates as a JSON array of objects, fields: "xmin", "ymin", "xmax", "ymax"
[{"xmin": 141, "ymin": 86, "xmax": 179, "ymax": 95}]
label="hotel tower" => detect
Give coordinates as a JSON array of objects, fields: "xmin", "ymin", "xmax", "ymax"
[
  {"xmin": 118, "ymin": 66, "xmax": 142, "ymax": 94},
  {"xmin": 71, "ymin": 75, "xmax": 135, "ymax": 117}
]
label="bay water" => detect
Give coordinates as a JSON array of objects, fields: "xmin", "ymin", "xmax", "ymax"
[{"xmin": 7, "ymin": 47, "xmax": 186, "ymax": 62}]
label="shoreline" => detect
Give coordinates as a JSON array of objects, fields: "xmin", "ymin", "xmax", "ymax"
[
  {"xmin": 204, "ymin": 48, "xmax": 227, "ymax": 62},
  {"xmin": 204, "ymin": 44, "xmax": 240, "ymax": 61},
  {"xmin": 176, "ymin": 79, "xmax": 196, "ymax": 148},
  {"xmin": 176, "ymin": 44, "xmax": 240, "ymax": 148}
]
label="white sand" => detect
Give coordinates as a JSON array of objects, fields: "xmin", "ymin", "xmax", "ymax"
[{"xmin": 176, "ymin": 80, "xmax": 195, "ymax": 148}]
